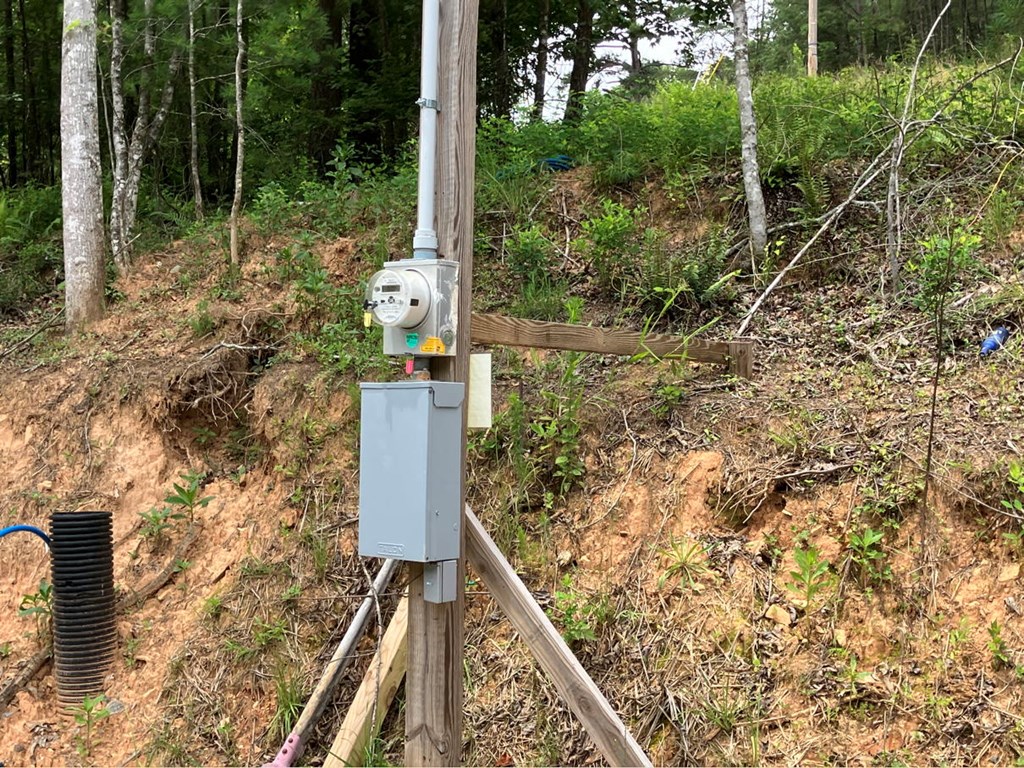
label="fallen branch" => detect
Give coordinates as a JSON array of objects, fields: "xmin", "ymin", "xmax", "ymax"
[
  {"xmin": 0, "ymin": 646, "xmax": 52, "ymax": 710},
  {"xmin": 736, "ymin": 47, "xmax": 1020, "ymax": 336},
  {"xmin": 117, "ymin": 523, "xmax": 203, "ymax": 611},
  {"xmin": 737, "ymin": 152, "xmax": 891, "ymax": 336},
  {"xmin": 0, "ymin": 309, "xmax": 65, "ymax": 362}
]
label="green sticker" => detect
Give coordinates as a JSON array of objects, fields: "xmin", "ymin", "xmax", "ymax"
[{"xmin": 406, "ymin": 333, "xmax": 419, "ymax": 348}]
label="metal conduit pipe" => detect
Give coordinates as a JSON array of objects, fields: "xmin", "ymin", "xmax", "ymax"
[
  {"xmin": 264, "ymin": 558, "xmax": 399, "ymax": 768},
  {"xmin": 49, "ymin": 511, "xmax": 116, "ymax": 705},
  {"xmin": 412, "ymin": 0, "xmax": 441, "ymax": 258}
]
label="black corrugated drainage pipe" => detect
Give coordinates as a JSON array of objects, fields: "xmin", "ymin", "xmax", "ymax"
[{"xmin": 49, "ymin": 511, "xmax": 116, "ymax": 705}]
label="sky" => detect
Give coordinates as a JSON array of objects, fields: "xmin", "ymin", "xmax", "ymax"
[{"xmin": 541, "ymin": 0, "xmax": 773, "ymax": 118}]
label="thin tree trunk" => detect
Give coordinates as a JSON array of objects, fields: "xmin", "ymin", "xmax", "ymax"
[
  {"xmin": 564, "ymin": 0, "xmax": 593, "ymax": 123},
  {"xmin": 627, "ymin": 0, "xmax": 642, "ymax": 75},
  {"xmin": 188, "ymin": 0, "xmax": 203, "ymax": 219},
  {"xmin": 61, "ymin": 0, "xmax": 106, "ymax": 330},
  {"xmin": 229, "ymin": 0, "xmax": 244, "ymax": 265},
  {"xmin": 807, "ymin": 0, "xmax": 818, "ymax": 76},
  {"xmin": 532, "ymin": 0, "xmax": 549, "ymax": 119},
  {"xmin": 731, "ymin": 0, "xmax": 768, "ymax": 258},
  {"xmin": 885, "ymin": 1, "xmax": 950, "ymax": 297},
  {"xmin": 4, "ymin": 0, "xmax": 16, "ymax": 186},
  {"xmin": 110, "ymin": 0, "xmax": 182, "ymax": 272},
  {"xmin": 17, "ymin": 0, "xmax": 35, "ymax": 180},
  {"xmin": 110, "ymin": 0, "xmax": 129, "ymax": 272}
]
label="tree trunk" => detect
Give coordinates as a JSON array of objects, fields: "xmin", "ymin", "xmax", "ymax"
[
  {"xmin": 229, "ymin": 0, "xmax": 244, "ymax": 265},
  {"xmin": 564, "ymin": 0, "xmax": 593, "ymax": 123},
  {"xmin": 109, "ymin": 0, "xmax": 182, "ymax": 272},
  {"xmin": 626, "ymin": 0, "xmax": 642, "ymax": 75},
  {"xmin": 109, "ymin": 0, "xmax": 129, "ymax": 272},
  {"xmin": 188, "ymin": 0, "xmax": 203, "ymax": 219},
  {"xmin": 18, "ymin": 0, "xmax": 39, "ymax": 181},
  {"xmin": 4, "ymin": 0, "xmax": 16, "ymax": 186},
  {"xmin": 807, "ymin": 0, "xmax": 818, "ymax": 76},
  {"xmin": 731, "ymin": 0, "xmax": 768, "ymax": 258},
  {"xmin": 531, "ymin": 0, "xmax": 549, "ymax": 119},
  {"xmin": 61, "ymin": 0, "xmax": 106, "ymax": 330}
]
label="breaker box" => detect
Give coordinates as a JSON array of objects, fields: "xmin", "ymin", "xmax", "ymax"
[{"xmin": 358, "ymin": 381, "xmax": 464, "ymax": 562}]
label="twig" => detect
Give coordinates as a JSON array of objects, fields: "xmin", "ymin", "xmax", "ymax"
[
  {"xmin": 118, "ymin": 523, "xmax": 203, "ymax": 611},
  {"xmin": 736, "ymin": 152, "xmax": 890, "ymax": 336},
  {"xmin": 0, "ymin": 309, "xmax": 65, "ymax": 362},
  {"xmin": 886, "ymin": 1, "xmax": 951, "ymax": 296},
  {"xmin": 0, "ymin": 646, "xmax": 52, "ymax": 710}
]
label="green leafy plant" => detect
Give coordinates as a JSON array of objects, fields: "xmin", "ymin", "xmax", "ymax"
[
  {"xmin": 530, "ymin": 351, "xmax": 588, "ymax": 500},
  {"xmin": 138, "ymin": 505, "xmax": 182, "ymax": 546},
  {"xmin": 71, "ymin": 693, "xmax": 112, "ymax": 757},
  {"xmin": 658, "ymin": 536, "xmax": 709, "ymax": 589},
  {"xmin": 253, "ymin": 617, "xmax": 288, "ymax": 648},
  {"xmin": 909, "ymin": 225, "xmax": 983, "ymax": 312},
  {"xmin": 165, "ymin": 470, "xmax": 214, "ymax": 523},
  {"xmin": 847, "ymin": 527, "xmax": 890, "ymax": 585},
  {"xmin": 19, "ymin": 579, "xmax": 53, "ymax": 641},
  {"xmin": 548, "ymin": 576, "xmax": 610, "ymax": 646},
  {"xmin": 187, "ymin": 299, "xmax": 216, "ymax": 338},
  {"xmin": 1001, "ymin": 460, "xmax": 1024, "ymax": 515},
  {"xmin": 988, "ymin": 620, "xmax": 1013, "ymax": 669},
  {"xmin": 785, "ymin": 545, "xmax": 833, "ymax": 609}
]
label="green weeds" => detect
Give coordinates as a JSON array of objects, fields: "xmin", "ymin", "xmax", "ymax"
[
  {"xmin": 785, "ymin": 545, "xmax": 833, "ymax": 609},
  {"xmin": 657, "ymin": 536, "xmax": 709, "ymax": 590},
  {"xmin": 70, "ymin": 694, "xmax": 112, "ymax": 758}
]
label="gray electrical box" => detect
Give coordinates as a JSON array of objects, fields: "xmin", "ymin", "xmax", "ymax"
[{"xmin": 358, "ymin": 381, "xmax": 464, "ymax": 562}]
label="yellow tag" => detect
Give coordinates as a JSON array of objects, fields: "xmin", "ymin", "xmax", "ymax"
[
  {"xmin": 363, "ymin": 312, "xmax": 372, "ymax": 328},
  {"xmin": 421, "ymin": 336, "xmax": 446, "ymax": 355}
]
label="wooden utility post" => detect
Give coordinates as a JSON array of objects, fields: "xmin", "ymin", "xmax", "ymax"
[
  {"xmin": 405, "ymin": 0, "xmax": 479, "ymax": 763},
  {"xmin": 807, "ymin": 0, "xmax": 818, "ymax": 76}
]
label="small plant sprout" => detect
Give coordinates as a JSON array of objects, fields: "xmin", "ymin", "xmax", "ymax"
[
  {"xmin": 19, "ymin": 579, "xmax": 53, "ymax": 640},
  {"xmin": 165, "ymin": 469, "xmax": 215, "ymax": 522},
  {"xmin": 847, "ymin": 527, "xmax": 890, "ymax": 585},
  {"xmin": 71, "ymin": 693, "xmax": 112, "ymax": 757},
  {"xmin": 988, "ymin": 621, "xmax": 1013, "ymax": 670},
  {"xmin": 785, "ymin": 545, "xmax": 833, "ymax": 610},
  {"xmin": 658, "ymin": 536, "xmax": 709, "ymax": 590}
]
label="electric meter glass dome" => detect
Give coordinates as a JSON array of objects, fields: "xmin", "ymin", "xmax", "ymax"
[{"xmin": 366, "ymin": 268, "xmax": 431, "ymax": 328}]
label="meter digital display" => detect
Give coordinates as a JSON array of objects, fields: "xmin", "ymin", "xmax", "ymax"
[{"xmin": 381, "ymin": 284, "xmax": 401, "ymax": 293}]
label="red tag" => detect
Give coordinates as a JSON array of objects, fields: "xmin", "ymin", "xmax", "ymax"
[{"xmin": 405, "ymin": 358, "xmax": 415, "ymax": 375}]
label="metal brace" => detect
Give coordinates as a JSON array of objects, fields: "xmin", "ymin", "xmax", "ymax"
[{"xmin": 416, "ymin": 97, "xmax": 440, "ymax": 111}]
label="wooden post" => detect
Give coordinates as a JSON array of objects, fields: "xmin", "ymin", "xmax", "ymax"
[
  {"xmin": 324, "ymin": 597, "xmax": 409, "ymax": 768},
  {"xmin": 465, "ymin": 508, "xmax": 653, "ymax": 768},
  {"xmin": 807, "ymin": 0, "xmax": 818, "ymax": 76},
  {"xmin": 406, "ymin": 0, "xmax": 478, "ymax": 763}
]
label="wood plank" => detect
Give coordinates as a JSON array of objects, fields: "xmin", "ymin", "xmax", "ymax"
[
  {"xmin": 405, "ymin": 0, "xmax": 478, "ymax": 762},
  {"xmin": 324, "ymin": 595, "xmax": 410, "ymax": 768},
  {"xmin": 465, "ymin": 508, "xmax": 653, "ymax": 768},
  {"xmin": 471, "ymin": 313, "xmax": 754, "ymax": 376}
]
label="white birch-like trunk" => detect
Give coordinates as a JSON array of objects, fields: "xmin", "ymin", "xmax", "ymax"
[
  {"xmin": 731, "ymin": 0, "xmax": 768, "ymax": 259},
  {"xmin": 61, "ymin": 0, "xmax": 106, "ymax": 329},
  {"xmin": 110, "ymin": 0, "xmax": 129, "ymax": 272},
  {"xmin": 229, "ymin": 0, "xmax": 245, "ymax": 265},
  {"xmin": 109, "ymin": 0, "xmax": 181, "ymax": 272},
  {"xmin": 188, "ymin": 0, "xmax": 203, "ymax": 219}
]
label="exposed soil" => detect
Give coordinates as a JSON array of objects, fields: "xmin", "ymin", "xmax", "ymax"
[{"xmin": 0, "ymin": 177, "xmax": 1023, "ymax": 767}]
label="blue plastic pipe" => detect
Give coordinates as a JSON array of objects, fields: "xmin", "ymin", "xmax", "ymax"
[{"xmin": 0, "ymin": 524, "xmax": 51, "ymax": 546}]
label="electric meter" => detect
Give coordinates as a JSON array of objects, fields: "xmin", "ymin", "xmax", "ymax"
[
  {"xmin": 364, "ymin": 259, "xmax": 458, "ymax": 357},
  {"xmin": 365, "ymin": 268, "xmax": 431, "ymax": 328}
]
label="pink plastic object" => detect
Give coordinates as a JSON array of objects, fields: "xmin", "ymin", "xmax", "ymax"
[{"xmin": 263, "ymin": 731, "xmax": 301, "ymax": 767}]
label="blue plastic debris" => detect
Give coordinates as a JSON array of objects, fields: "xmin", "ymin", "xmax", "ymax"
[{"xmin": 980, "ymin": 326, "xmax": 1009, "ymax": 357}]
